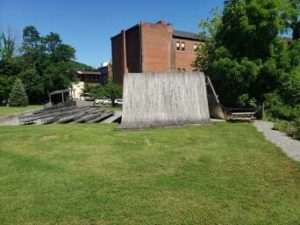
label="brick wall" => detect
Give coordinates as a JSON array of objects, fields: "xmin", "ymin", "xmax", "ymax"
[
  {"xmin": 111, "ymin": 21, "xmax": 203, "ymax": 86},
  {"xmin": 126, "ymin": 25, "xmax": 142, "ymax": 73},
  {"xmin": 111, "ymin": 31, "xmax": 127, "ymax": 85},
  {"xmin": 173, "ymin": 38, "xmax": 201, "ymax": 72},
  {"xmin": 141, "ymin": 22, "xmax": 173, "ymax": 73}
]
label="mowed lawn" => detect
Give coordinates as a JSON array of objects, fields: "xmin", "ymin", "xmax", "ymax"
[
  {"xmin": 0, "ymin": 123, "xmax": 299, "ymax": 225},
  {"xmin": 0, "ymin": 105, "xmax": 41, "ymax": 116}
]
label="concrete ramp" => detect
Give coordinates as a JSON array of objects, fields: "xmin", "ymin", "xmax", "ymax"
[
  {"xmin": 206, "ymin": 76, "xmax": 225, "ymax": 119},
  {"xmin": 120, "ymin": 72, "xmax": 211, "ymax": 129}
]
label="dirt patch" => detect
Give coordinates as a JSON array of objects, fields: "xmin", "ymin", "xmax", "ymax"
[
  {"xmin": 39, "ymin": 135, "xmax": 59, "ymax": 141},
  {"xmin": 121, "ymin": 140, "xmax": 137, "ymax": 145}
]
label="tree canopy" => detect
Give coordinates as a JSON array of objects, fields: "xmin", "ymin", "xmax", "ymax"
[
  {"xmin": 195, "ymin": 0, "xmax": 300, "ymax": 122},
  {"xmin": 0, "ymin": 25, "xmax": 92, "ymax": 105}
]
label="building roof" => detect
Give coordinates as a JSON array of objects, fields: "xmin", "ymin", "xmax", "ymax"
[
  {"xmin": 173, "ymin": 30, "xmax": 203, "ymax": 41},
  {"xmin": 111, "ymin": 21, "xmax": 206, "ymax": 42},
  {"xmin": 76, "ymin": 71, "xmax": 100, "ymax": 75}
]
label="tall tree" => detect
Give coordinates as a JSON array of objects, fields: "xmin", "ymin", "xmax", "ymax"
[
  {"xmin": 22, "ymin": 26, "xmax": 41, "ymax": 48},
  {"xmin": 217, "ymin": 0, "xmax": 286, "ymax": 59},
  {"xmin": 42, "ymin": 32, "xmax": 62, "ymax": 54},
  {"xmin": 19, "ymin": 68, "xmax": 45, "ymax": 104}
]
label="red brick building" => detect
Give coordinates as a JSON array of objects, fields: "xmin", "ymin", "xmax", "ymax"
[{"xmin": 111, "ymin": 21, "xmax": 204, "ymax": 85}]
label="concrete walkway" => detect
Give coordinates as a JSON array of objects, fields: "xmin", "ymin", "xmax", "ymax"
[{"xmin": 254, "ymin": 120, "xmax": 300, "ymax": 162}]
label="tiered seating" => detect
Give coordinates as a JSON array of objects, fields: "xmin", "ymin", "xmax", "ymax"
[
  {"xmin": 87, "ymin": 112, "xmax": 114, "ymax": 123},
  {"xmin": 19, "ymin": 105, "xmax": 117, "ymax": 125}
]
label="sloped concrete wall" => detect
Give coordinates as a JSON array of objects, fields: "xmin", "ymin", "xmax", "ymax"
[
  {"xmin": 206, "ymin": 77, "xmax": 225, "ymax": 119},
  {"xmin": 120, "ymin": 72, "xmax": 211, "ymax": 129}
]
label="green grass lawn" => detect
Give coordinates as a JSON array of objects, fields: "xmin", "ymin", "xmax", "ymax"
[
  {"xmin": 0, "ymin": 123, "xmax": 299, "ymax": 225},
  {"xmin": 0, "ymin": 105, "xmax": 41, "ymax": 116}
]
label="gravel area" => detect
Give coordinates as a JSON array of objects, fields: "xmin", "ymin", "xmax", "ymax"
[
  {"xmin": 0, "ymin": 107, "xmax": 42, "ymax": 126},
  {"xmin": 254, "ymin": 120, "xmax": 300, "ymax": 161}
]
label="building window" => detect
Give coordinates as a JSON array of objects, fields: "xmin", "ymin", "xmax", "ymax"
[
  {"xmin": 182, "ymin": 68, "xmax": 186, "ymax": 72},
  {"xmin": 193, "ymin": 44, "xmax": 198, "ymax": 52},
  {"xmin": 177, "ymin": 68, "xmax": 181, "ymax": 72},
  {"xmin": 181, "ymin": 42, "xmax": 185, "ymax": 51},
  {"xmin": 176, "ymin": 41, "xmax": 180, "ymax": 51}
]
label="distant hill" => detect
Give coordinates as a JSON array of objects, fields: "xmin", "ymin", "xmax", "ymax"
[{"xmin": 71, "ymin": 61, "xmax": 94, "ymax": 71}]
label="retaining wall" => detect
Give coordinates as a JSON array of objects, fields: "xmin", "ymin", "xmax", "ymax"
[{"xmin": 120, "ymin": 72, "xmax": 211, "ymax": 129}]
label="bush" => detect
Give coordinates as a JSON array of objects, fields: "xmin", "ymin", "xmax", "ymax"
[
  {"xmin": 294, "ymin": 119, "xmax": 300, "ymax": 140},
  {"xmin": 273, "ymin": 120, "xmax": 288, "ymax": 132},
  {"xmin": 264, "ymin": 93, "xmax": 300, "ymax": 120},
  {"xmin": 8, "ymin": 78, "xmax": 28, "ymax": 107},
  {"xmin": 273, "ymin": 119, "xmax": 300, "ymax": 141}
]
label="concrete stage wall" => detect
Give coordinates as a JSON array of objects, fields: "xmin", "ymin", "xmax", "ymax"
[{"xmin": 120, "ymin": 72, "xmax": 211, "ymax": 129}]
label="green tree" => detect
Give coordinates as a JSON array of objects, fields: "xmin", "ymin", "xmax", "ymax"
[
  {"xmin": 19, "ymin": 68, "xmax": 45, "ymax": 104},
  {"xmin": 0, "ymin": 76, "xmax": 14, "ymax": 105},
  {"xmin": 22, "ymin": 26, "xmax": 41, "ymax": 49},
  {"xmin": 0, "ymin": 28, "xmax": 21, "ymax": 76},
  {"xmin": 0, "ymin": 25, "xmax": 89, "ymax": 105},
  {"xmin": 19, "ymin": 26, "xmax": 77, "ymax": 103},
  {"xmin": 82, "ymin": 84, "xmax": 104, "ymax": 103},
  {"xmin": 286, "ymin": 0, "xmax": 300, "ymax": 39},
  {"xmin": 83, "ymin": 80, "xmax": 123, "ymax": 107},
  {"xmin": 217, "ymin": 0, "xmax": 286, "ymax": 59},
  {"xmin": 42, "ymin": 32, "xmax": 62, "ymax": 54},
  {"xmin": 0, "ymin": 29, "xmax": 17, "ymax": 60},
  {"xmin": 195, "ymin": 0, "xmax": 297, "ymax": 107},
  {"xmin": 21, "ymin": 26, "xmax": 44, "ymax": 69},
  {"xmin": 51, "ymin": 44, "xmax": 75, "ymax": 62},
  {"xmin": 8, "ymin": 78, "xmax": 28, "ymax": 106},
  {"xmin": 103, "ymin": 80, "xmax": 122, "ymax": 107},
  {"xmin": 43, "ymin": 62, "xmax": 75, "ymax": 94},
  {"xmin": 195, "ymin": 0, "xmax": 300, "ymax": 132}
]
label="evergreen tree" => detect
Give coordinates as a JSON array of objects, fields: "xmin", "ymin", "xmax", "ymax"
[{"xmin": 9, "ymin": 79, "xmax": 29, "ymax": 107}]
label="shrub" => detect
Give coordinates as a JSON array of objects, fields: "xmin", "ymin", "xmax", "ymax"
[
  {"xmin": 9, "ymin": 78, "xmax": 28, "ymax": 107},
  {"xmin": 264, "ymin": 93, "xmax": 300, "ymax": 120},
  {"xmin": 273, "ymin": 120, "xmax": 288, "ymax": 132},
  {"xmin": 294, "ymin": 119, "xmax": 300, "ymax": 140},
  {"xmin": 273, "ymin": 119, "xmax": 300, "ymax": 141}
]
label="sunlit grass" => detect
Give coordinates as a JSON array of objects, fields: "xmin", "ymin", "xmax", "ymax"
[
  {"xmin": 0, "ymin": 122, "xmax": 299, "ymax": 225},
  {"xmin": 0, "ymin": 105, "xmax": 41, "ymax": 116}
]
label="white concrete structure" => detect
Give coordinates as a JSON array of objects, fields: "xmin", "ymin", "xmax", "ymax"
[
  {"xmin": 71, "ymin": 82, "xmax": 85, "ymax": 100},
  {"xmin": 120, "ymin": 72, "xmax": 211, "ymax": 129}
]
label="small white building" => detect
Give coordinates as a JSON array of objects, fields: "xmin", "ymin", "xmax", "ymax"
[{"xmin": 70, "ymin": 82, "xmax": 85, "ymax": 100}]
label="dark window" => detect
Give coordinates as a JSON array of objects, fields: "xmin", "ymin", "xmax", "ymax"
[
  {"xmin": 182, "ymin": 68, "xmax": 186, "ymax": 72},
  {"xmin": 177, "ymin": 68, "xmax": 181, "ymax": 72}
]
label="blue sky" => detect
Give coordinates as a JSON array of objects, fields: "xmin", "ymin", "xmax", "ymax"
[{"xmin": 0, "ymin": 0, "xmax": 224, "ymax": 68}]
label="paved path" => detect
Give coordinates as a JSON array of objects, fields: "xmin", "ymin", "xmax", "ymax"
[{"xmin": 254, "ymin": 120, "xmax": 300, "ymax": 161}]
